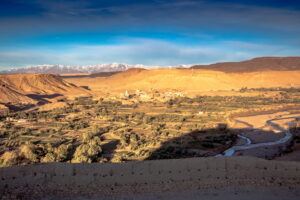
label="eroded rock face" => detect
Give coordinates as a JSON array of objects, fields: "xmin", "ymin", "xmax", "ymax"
[
  {"xmin": 1, "ymin": 157, "xmax": 300, "ymax": 199},
  {"xmin": 0, "ymin": 74, "xmax": 89, "ymax": 105}
]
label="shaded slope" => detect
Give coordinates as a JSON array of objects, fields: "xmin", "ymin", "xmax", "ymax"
[{"xmin": 191, "ymin": 57, "xmax": 300, "ymax": 73}]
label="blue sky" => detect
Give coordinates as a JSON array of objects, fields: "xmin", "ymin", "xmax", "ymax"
[{"xmin": 0, "ymin": 0, "xmax": 300, "ymax": 69}]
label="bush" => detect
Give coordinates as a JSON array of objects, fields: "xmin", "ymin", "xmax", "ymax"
[
  {"xmin": 55, "ymin": 144, "xmax": 70, "ymax": 161},
  {"xmin": 0, "ymin": 151, "xmax": 19, "ymax": 167},
  {"xmin": 42, "ymin": 152, "xmax": 57, "ymax": 162},
  {"xmin": 71, "ymin": 136, "xmax": 102, "ymax": 163},
  {"xmin": 41, "ymin": 143, "xmax": 70, "ymax": 162},
  {"xmin": 175, "ymin": 125, "xmax": 181, "ymax": 130},
  {"xmin": 19, "ymin": 144, "xmax": 39, "ymax": 163},
  {"xmin": 0, "ymin": 144, "xmax": 39, "ymax": 166},
  {"xmin": 82, "ymin": 132, "xmax": 93, "ymax": 142}
]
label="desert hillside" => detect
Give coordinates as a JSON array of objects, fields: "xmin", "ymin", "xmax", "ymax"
[
  {"xmin": 0, "ymin": 80, "xmax": 36, "ymax": 104},
  {"xmin": 191, "ymin": 57, "xmax": 300, "ymax": 72},
  {"xmin": 65, "ymin": 68, "xmax": 300, "ymax": 94},
  {"xmin": 0, "ymin": 74, "xmax": 87, "ymax": 94},
  {"xmin": 0, "ymin": 74, "xmax": 89, "ymax": 105}
]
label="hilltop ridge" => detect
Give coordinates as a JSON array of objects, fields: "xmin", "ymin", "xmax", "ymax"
[
  {"xmin": 65, "ymin": 68, "xmax": 300, "ymax": 93},
  {"xmin": 191, "ymin": 57, "xmax": 300, "ymax": 72},
  {"xmin": 2, "ymin": 57, "xmax": 300, "ymax": 74}
]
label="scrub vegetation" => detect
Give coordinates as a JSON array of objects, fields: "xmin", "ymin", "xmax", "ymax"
[{"xmin": 1, "ymin": 87, "xmax": 300, "ymax": 167}]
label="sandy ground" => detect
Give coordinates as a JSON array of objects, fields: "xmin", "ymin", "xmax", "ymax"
[
  {"xmin": 234, "ymin": 112, "xmax": 300, "ymax": 140},
  {"xmin": 275, "ymin": 143, "xmax": 300, "ymax": 161},
  {"xmin": 45, "ymin": 186, "xmax": 300, "ymax": 200},
  {"xmin": 242, "ymin": 129, "xmax": 285, "ymax": 144},
  {"xmin": 231, "ymin": 112, "xmax": 300, "ymax": 159},
  {"xmin": 235, "ymin": 112, "xmax": 290, "ymax": 129},
  {"xmin": 234, "ymin": 146, "xmax": 283, "ymax": 159}
]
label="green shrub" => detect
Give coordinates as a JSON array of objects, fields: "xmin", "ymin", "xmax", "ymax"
[
  {"xmin": 0, "ymin": 151, "xmax": 19, "ymax": 167},
  {"xmin": 71, "ymin": 136, "xmax": 102, "ymax": 163}
]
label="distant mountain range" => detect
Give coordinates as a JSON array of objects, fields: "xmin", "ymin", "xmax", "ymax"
[
  {"xmin": 2, "ymin": 57, "xmax": 300, "ymax": 74},
  {"xmin": 191, "ymin": 57, "xmax": 300, "ymax": 73},
  {"xmin": 0, "ymin": 63, "xmax": 190, "ymax": 74}
]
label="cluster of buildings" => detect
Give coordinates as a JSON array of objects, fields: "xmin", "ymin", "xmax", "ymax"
[{"xmin": 120, "ymin": 90, "xmax": 184, "ymax": 101}]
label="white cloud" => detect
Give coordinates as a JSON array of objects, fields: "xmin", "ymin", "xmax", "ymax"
[
  {"xmin": 0, "ymin": 38, "xmax": 275, "ymax": 69},
  {"xmin": 1, "ymin": 37, "xmax": 300, "ymax": 70}
]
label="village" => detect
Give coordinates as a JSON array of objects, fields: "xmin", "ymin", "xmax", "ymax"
[{"xmin": 1, "ymin": 87, "xmax": 300, "ymax": 166}]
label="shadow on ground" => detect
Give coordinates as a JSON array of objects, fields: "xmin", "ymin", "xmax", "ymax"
[
  {"xmin": 144, "ymin": 124, "xmax": 292, "ymax": 160},
  {"xmin": 27, "ymin": 93, "xmax": 63, "ymax": 105},
  {"xmin": 101, "ymin": 140, "xmax": 120, "ymax": 160}
]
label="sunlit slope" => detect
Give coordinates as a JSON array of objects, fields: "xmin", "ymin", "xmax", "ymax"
[
  {"xmin": 0, "ymin": 74, "xmax": 89, "ymax": 104},
  {"xmin": 65, "ymin": 69, "xmax": 300, "ymax": 92},
  {"xmin": 0, "ymin": 81, "xmax": 36, "ymax": 104},
  {"xmin": 0, "ymin": 74, "xmax": 89, "ymax": 94}
]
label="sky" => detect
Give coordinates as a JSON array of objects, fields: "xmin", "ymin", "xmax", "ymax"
[{"xmin": 0, "ymin": 0, "xmax": 300, "ymax": 69}]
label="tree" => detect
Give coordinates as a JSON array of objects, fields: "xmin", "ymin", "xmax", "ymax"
[
  {"xmin": 55, "ymin": 144, "xmax": 70, "ymax": 161},
  {"xmin": 19, "ymin": 144, "xmax": 39, "ymax": 163},
  {"xmin": 82, "ymin": 131, "xmax": 93, "ymax": 142},
  {"xmin": 41, "ymin": 143, "xmax": 70, "ymax": 163},
  {"xmin": 120, "ymin": 134, "xmax": 129, "ymax": 146},
  {"xmin": 0, "ymin": 151, "xmax": 19, "ymax": 167},
  {"xmin": 71, "ymin": 136, "xmax": 102, "ymax": 163},
  {"xmin": 0, "ymin": 144, "xmax": 40, "ymax": 166},
  {"xmin": 42, "ymin": 152, "xmax": 57, "ymax": 162}
]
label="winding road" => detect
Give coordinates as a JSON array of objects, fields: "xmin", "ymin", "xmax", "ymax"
[{"xmin": 217, "ymin": 116, "xmax": 298, "ymax": 157}]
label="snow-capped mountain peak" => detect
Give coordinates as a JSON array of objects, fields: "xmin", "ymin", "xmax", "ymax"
[{"xmin": 1, "ymin": 63, "xmax": 190, "ymax": 74}]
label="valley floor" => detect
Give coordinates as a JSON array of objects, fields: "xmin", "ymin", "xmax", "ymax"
[{"xmin": 222, "ymin": 112, "xmax": 300, "ymax": 160}]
